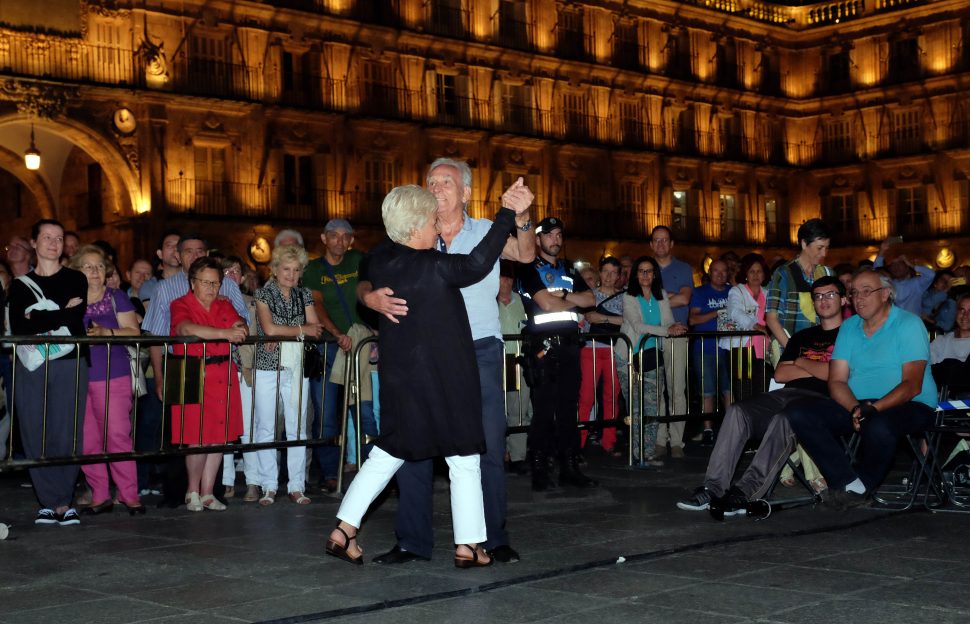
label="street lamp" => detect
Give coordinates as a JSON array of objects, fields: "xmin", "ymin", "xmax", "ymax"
[{"xmin": 24, "ymin": 125, "xmax": 41, "ymax": 170}]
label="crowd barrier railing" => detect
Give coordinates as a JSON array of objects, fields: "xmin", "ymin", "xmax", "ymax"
[{"xmin": 0, "ymin": 334, "xmax": 344, "ymax": 472}]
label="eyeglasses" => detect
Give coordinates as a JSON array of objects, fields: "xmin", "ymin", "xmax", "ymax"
[
  {"xmin": 811, "ymin": 291, "xmax": 841, "ymax": 301},
  {"xmin": 192, "ymin": 278, "xmax": 220, "ymax": 289},
  {"xmin": 849, "ymin": 287, "xmax": 886, "ymax": 299},
  {"xmin": 637, "ymin": 268, "xmax": 655, "ymax": 275},
  {"xmin": 81, "ymin": 263, "xmax": 106, "ymax": 272}
]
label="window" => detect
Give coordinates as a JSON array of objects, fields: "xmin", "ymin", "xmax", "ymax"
[
  {"xmin": 557, "ymin": 8, "xmax": 587, "ymax": 61},
  {"xmin": 618, "ymin": 181, "xmax": 643, "ymax": 216},
  {"xmin": 498, "ymin": 0, "xmax": 530, "ymax": 50},
  {"xmin": 672, "ymin": 190, "xmax": 688, "ymax": 235},
  {"xmin": 363, "ymin": 157, "xmax": 396, "ymax": 203},
  {"xmin": 430, "ymin": 0, "xmax": 466, "ymax": 37},
  {"xmin": 823, "ymin": 194, "xmax": 856, "ymax": 239},
  {"xmin": 719, "ymin": 193, "xmax": 739, "ymax": 241},
  {"xmin": 613, "ymin": 21, "xmax": 640, "ymax": 70},
  {"xmin": 892, "ymin": 110, "xmax": 922, "ymax": 155},
  {"xmin": 764, "ymin": 199, "xmax": 778, "ymax": 239},
  {"xmin": 561, "ymin": 178, "xmax": 587, "ymax": 218},
  {"xmin": 189, "ymin": 33, "xmax": 230, "ymax": 94},
  {"xmin": 896, "ymin": 186, "xmax": 928, "ymax": 229},
  {"xmin": 759, "ymin": 52, "xmax": 781, "ymax": 96},
  {"xmin": 720, "ymin": 115, "xmax": 743, "ymax": 160},
  {"xmin": 889, "ymin": 38, "xmax": 920, "ymax": 83},
  {"xmin": 563, "ymin": 93, "xmax": 589, "ymax": 141},
  {"xmin": 619, "ymin": 100, "xmax": 644, "ymax": 146},
  {"xmin": 666, "ymin": 29, "xmax": 692, "ymax": 79},
  {"xmin": 677, "ymin": 107, "xmax": 696, "ymax": 152},
  {"xmin": 95, "ymin": 23, "xmax": 125, "ymax": 72},
  {"xmin": 283, "ymin": 154, "xmax": 313, "ymax": 206},
  {"xmin": 361, "ymin": 61, "xmax": 395, "ymax": 115},
  {"xmin": 282, "ymin": 51, "xmax": 316, "ymax": 106},
  {"xmin": 823, "ymin": 119, "xmax": 854, "ymax": 163},
  {"xmin": 435, "ymin": 73, "xmax": 470, "ymax": 125},
  {"xmin": 822, "ymin": 49, "xmax": 851, "ymax": 93},
  {"xmin": 501, "ymin": 83, "xmax": 533, "ymax": 134},
  {"xmin": 716, "ymin": 40, "xmax": 738, "ymax": 88},
  {"xmin": 193, "ymin": 145, "xmax": 228, "ymax": 214}
]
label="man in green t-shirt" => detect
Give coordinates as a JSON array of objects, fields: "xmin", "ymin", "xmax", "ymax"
[{"xmin": 303, "ymin": 219, "xmax": 368, "ymax": 492}]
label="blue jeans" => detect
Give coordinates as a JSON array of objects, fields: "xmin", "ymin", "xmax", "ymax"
[
  {"xmin": 786, "ymin": 396, "xmax": 935, "ymax": 492},
  {"xmin": 310, "ymin": 342, "xmax": 342, "ymax": 482},
  {"xmin": 346, "ymin": 400, "xmax": 379, "ymax": 465},
  {"xmin": 692, "ymin": 344, "xmax": 730, "ymax": 398}
]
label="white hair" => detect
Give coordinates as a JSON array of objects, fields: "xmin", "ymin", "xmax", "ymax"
[
  {"xmin": 427, "ymin": 157, "xmax": 472, "ymax": 190},
  {"xmin": 382, "ymin": 185, "xmax": 437, "ymax": 245},
  {"xmin": 855, "ymin": 267, "xmax": 897, "ymax": 304},
  {"xmin": 273, "ymin": 229, "xmax": 304, "ymax": 248}
]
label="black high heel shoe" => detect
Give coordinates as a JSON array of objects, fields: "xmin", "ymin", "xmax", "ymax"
[
  {"xmin": 120, "ymin": 501, "xmax": 146, "ymax": 516},
  {"xmin": 82, "ymin": 500, "xmax": 114, "ymax": 515},
  {"xmin": 326, "ymin": 525, "xmax": 363, "ymax": 565}
]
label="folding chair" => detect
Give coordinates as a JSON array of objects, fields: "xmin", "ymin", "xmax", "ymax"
[{"xmin": 922, "ymin": 398, "xmax": 970, "ymax": 513}]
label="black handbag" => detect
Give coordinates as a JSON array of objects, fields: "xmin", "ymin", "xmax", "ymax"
[
  {"xmin": 163, "ymin": 356, "xmax": 204, "ymax": 404},
  {"xmin": 303, "ymin": 342, "xmax": 324, "ymax": 379}
]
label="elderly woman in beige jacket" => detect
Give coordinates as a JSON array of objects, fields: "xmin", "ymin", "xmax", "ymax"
[{"xmin": 618, "ymin": 256, "xmax": 687, "ymax": 466}]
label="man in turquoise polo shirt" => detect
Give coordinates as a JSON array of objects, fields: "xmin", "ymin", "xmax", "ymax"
[{"xmin": 785, "ymin": 268, "xmax": 937, "ymax": 510}]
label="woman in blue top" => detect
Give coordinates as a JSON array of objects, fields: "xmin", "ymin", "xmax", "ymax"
[{"xmin": 620, "ymin": 256, "xmax": 686, "ymax": 466}]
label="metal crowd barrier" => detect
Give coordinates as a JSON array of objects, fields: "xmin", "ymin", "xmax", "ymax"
[{"xmin": 0, "ymin": 334, "xmax": 343, "ymax": 472}]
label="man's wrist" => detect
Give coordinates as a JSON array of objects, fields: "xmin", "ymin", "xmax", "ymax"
[{"xmin": 517, "ymin": 218, "xmax": 532, "ymax": 232}]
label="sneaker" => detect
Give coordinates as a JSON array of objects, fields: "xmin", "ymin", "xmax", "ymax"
[
  {"xmin": 58, "ymin": 509, "xmax": 81, "ymax": 526},
  {"xmin": 701, "ymin": 429, "xmax": 715, "ymax": 447},
  {"xmin": 717, "ymin": 486, "xmax": 749, "ymax": 518},
  {"xmin": 35, "ymin": 508, "xmax": 59, "ymax": 525},
  {"xmin": 676, "ymin": 487, "xmax": 712, "ymax": 511}
]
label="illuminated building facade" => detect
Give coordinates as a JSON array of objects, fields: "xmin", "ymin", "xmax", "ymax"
[{"xmin": 0, "ymin": 0, "xmax": 968, "ymax": 268}]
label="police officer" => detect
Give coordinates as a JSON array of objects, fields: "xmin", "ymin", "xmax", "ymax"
[{"xmin": 517, "ymin": 217, "xmax": 597, "ymax": 491}]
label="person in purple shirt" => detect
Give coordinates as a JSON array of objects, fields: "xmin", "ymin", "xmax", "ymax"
[{"xmin": 71, "ymin": 246, "xmax": 145, "ymax": 515}]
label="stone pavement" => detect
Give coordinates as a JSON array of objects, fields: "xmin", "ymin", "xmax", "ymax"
[{"xmin": 0, "ymin": 447, "xmax": 967, "ymax": 624}]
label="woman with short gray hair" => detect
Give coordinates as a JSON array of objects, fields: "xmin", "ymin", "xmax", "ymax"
[
  {"xmin": 252, "ymin": 244, "xmax": 323, "ymax": 506},
  {"xmin": 326, "ymin": 185, "xmax": 526, "ymax": 567}
]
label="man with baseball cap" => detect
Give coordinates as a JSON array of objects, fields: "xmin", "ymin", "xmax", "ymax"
[
  {"xmin": 516, "ymin": 216, "xmax": 597, "ymax": 491},
  {"xmin": 303, "ymin": 218, "xmax": 371, "ymax": 493}
]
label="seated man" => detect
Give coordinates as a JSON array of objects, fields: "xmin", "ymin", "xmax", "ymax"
[
  {"xmin": 786, "ymin": 268, "xmax": 938, "ymax": 510},
  {"xmin": 677, "ymin": 276, "xmax": 846, "ymax": 514}
]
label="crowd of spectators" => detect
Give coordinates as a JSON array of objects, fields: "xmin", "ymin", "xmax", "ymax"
[{"xmin": 1, "ymin": 189, "xmax": 968, "ymax": 530}]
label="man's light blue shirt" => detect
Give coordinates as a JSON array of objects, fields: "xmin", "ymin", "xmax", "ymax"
[
  {"xmin": 831, "ymin": 305, "xmax": 937, "ymax": 408},
  {"xmin": 441, "ymin": 215, "xmax": 501, "ymax": 341},
  {"xmin": 141, "ymin": 271, "xmax": 250, "ymax": 337},
  {"xmin": 874, "ymin": 255, "xmax": 935, "ymax": 316}
]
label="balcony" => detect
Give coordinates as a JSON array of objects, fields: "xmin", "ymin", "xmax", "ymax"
[
  {"xmin": 0, "ymin": 32, "xmax": 140, "ymax": 87},
  {"xmin": 556, "ymin": 29, "xmax": 594, "ymax": 63},
  {"xmin": 166, "ymin": 178, "xmax": 362, "ymax": 222},
  {"xmin": 821, "ymin": 140, "xmax": 858, "ymax": 164},
  {"xmin": 432, "ymin": 94, "xmax": 488, "ymax": 128},
  {"xmin": 175, "ymin": 57, "xmax": 261, "ymax": 100}
]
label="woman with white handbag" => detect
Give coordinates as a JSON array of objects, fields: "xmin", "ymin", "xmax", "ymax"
[{"xmin": 7, "ymin": 219, "xmax": 88, "ymax": 526}]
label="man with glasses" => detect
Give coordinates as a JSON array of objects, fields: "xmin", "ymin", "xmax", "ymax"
[
  {"xmin": 142, "ymin": 235, "xmax": 250, "ymax": 399},
  {"xmin": 677, "ymin": 276, "xmax": 846, "ymax": 515},
  {"xmin": 649, "ymin": 225, "xmax": 693, "ymax": 458},
  {"xmin": 4, "ymin": 236, "xmax": 32, "ymax": 278},
  {"xmin": 785, "ymin": 268, "xmax": 937, "ymax": 510}
]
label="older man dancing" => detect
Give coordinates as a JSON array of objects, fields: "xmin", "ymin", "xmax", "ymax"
[
  {"xmin": 360, "ymin": 159, "xmax": 535, "ymax": 564},
  {"xmin": 785, "ymin": 268, "xmax": 937, "ymax": 510}
]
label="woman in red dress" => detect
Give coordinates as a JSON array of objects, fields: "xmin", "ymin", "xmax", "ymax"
[{"xmin": 169, "ymin": 257, "xmax": 247, "ymax": 511}]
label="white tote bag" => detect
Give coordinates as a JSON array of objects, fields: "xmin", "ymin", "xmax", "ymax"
[{"xmin": 14, "ymin": 275, "xmax": 76, "ymax": 372}]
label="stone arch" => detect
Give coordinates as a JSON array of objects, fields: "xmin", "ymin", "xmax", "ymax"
[
  {"xmin": 0, "ymin": 145, "xmax": 56, "ymax": 218},
  {"xmin": 0, "ymin": 114, "xmax": 143, "ymax": 219}
]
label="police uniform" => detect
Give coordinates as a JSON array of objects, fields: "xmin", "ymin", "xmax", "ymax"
[{"xmin": 516, "ymin": 217, "xmax": 596, "ymax": 490}]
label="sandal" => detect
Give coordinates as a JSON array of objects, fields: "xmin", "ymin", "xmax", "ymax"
[
  {"xmin": 288, "ymin": 492, "xmax": 311, "ymax": 505},
  {"xmin": 454, "ymin": 544, "xmax": 492, "ymax": 569},
  {"xmin": 259, "ymin": 490, "xmax": 276, "ymax": 507},
  {"xmin": 201, "ymin": 495, "xmax": 227, "ymax": 511},
  {"xmin": 326, "ymin": 525, "xmax": 363, "ymax": 565},
  {"xmin": 810, "ymin": 477, "xmax": 828, "ymax": 494},
  {"xmin": 243, "ymin": 485, "xmax": 261, "ymax": 502}
]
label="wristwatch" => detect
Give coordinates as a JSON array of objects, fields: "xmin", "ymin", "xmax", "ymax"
[{"xmin": 518, "ymin": 219, "xmax": 532, "ymax": 232}]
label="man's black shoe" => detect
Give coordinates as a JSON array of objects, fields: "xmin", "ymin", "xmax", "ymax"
[
  {"xmin": 822, "ymin": 488, "xmax": 870, "ymax": 511},
  {"xmin": 487, "ymin": 544, "xmax": 520, "ymax": 563},
  {"xmin": 531, "ymin": 453, "xmax": 553, "ymax": 492},
  {"xmin": 371, "ymin": 544, "xmax": 431, "ymax": 564},
  {"xmin": 559, "ymin": 457, "xmax": 598, "ymax": 488}
]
